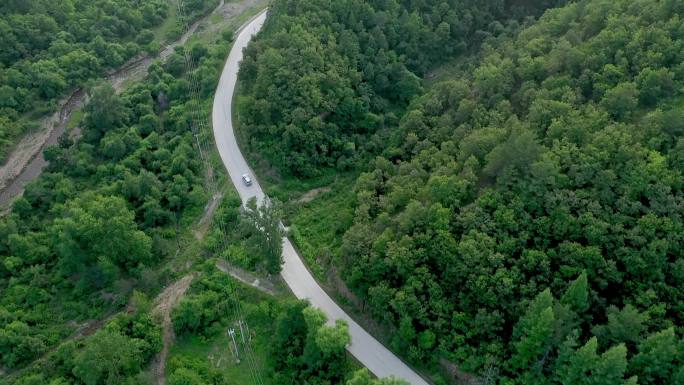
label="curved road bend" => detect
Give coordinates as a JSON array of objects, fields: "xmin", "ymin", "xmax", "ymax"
[{"xmin": 211, "ymin": 10, "xmax": 430, "ymax": 385}]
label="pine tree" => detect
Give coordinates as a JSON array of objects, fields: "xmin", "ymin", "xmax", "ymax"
[
  {"xmin": 560, "ymin": 271, "xmax": 589, "ymax": 314},
  {"xmin": 554, "ymin": 337, "xmax": 631, "ymax": 385}
]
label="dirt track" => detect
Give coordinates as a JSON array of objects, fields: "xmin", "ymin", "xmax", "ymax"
[{"xmin": 151, "ymin": 274, "xmax": 195, "ymax": 385}]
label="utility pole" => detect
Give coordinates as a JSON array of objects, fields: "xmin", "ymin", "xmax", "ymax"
[{"xmin": 228, "ymin": 328, "xmax": 240, "ymax": 363}]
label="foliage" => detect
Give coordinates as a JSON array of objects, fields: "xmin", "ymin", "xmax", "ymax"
[
  {"xmin": 0, "ymin": 0, "xmax": 170, "ymax": 161},
  {"xmin": 334, "ymin": 0, "xmax": 684, "ymax": 382},
  {"xmin": 0, "ymin": 35, "xmax": 236, "ymax": 369},
  {"xmin": 271, "ymin": 300, "xmax": 350, "ymax": 385},
  {"xmin": 239, "ymin": 197, "xmax": 284, "ymax": 274},
  {"xmin": 3, "ymin": 309, "xmax": 161, "ymax": 385},
  {"xmin": 346, "ymin": 369, "xmax": 409, "ymax": 385},
  {"xmin": 172, "ymin": 268, "xmax": 236, "ymax": 337},
  {"xmin": 238, "ymin": 0, "xmax": 565, "ymax": 177}
]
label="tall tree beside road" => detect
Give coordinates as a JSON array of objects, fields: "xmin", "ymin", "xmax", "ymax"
[{"xmin": 241, "ymin": 197, "xmax": 284, "ymax": 274}]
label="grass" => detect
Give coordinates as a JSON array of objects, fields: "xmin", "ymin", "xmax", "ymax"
[
  {"xmin": 168, "ymin": 277, "xmax": 287, "ymax": 385},
  {"xmin": 152, "ymin": 1, "xmax": 181, "ymax": 46},
  {"xmin": 65, "ymin": 108, "xmax": 83, "ymax": 132},
  {"xmin": 186, "ymin": 0, "xmax": 269, "ymax": 46},
  {"xmin": 171, "ymin": 331, "xmax": 274, "ymax": 385},
  {"xmin": 286, "ymin": 176, "xmax": 357, "ymax": 280}
]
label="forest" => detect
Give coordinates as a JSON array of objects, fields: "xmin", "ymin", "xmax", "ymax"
[
  {"xmin": 238, "ymin": 0, "xmax": 569, "ymax": 176},
  {"xmin": 2, "ymin": 0, "xmax": 684, "ymax": 384},
  {"xmin": 239, "ymin": 0, "xmax": 684, "ymax": 383},
  {"xmin": 0, "ymin": 1, "xmax": 222, "ymax": 377},
  {"xmin": 0, "ymin": 0, "xmax": 217, "ymax": 162}
]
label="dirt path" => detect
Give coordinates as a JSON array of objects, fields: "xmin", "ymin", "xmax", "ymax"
[
  {"xmin": 151, "ymin": 274, "xmax": 195, "ymax": 385},
  {"xmin": 296, "ymin": 186, "xmax": 332, "ymax": 203},
  {"xmin": 0, "ymin": 0, "xmax": 263, "ymax": 209},
  {"xmin": 216, "ymin": 260, "xmax": 277, "ymax": 295},
  {"xmin": 194, "ymin": 193, "xmax": 223, "ymax": 240}
]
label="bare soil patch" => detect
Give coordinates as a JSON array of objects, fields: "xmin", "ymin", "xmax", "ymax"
[
  {"xmin": 296, "ymin": 187, "xmax": 332, "ymax": 203},
  {"xmin": 216, "ymin": 260, "xmax": 277, "ymax": 295},
  {"xmin": 151, "ymin": 274, "xmax": 195, "ymax": 385}
]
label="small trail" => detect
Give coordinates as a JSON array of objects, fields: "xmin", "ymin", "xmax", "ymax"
[
  {"xmin": 296, "ymin": 186, "xmax": 331, "ymax": 203},
  {"xmin": 151, "ymin": 274, "xmax": 195, "ymax": 385},
  {"xmin": 216, "ymin": 260, "xmax": 276, "ymax": 295},
  {"xmin": 194, "ymin": 193, "xmax": 223, "ymax": 240}
]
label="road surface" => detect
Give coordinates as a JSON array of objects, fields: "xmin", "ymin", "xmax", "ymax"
[{"xmin": 211, "ymin": 10, "xmax": 430, "ymax": 385}]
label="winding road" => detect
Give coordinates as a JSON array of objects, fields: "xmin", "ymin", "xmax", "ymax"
[{"xmin": 211, "ymin": 10, "xmax": 430, "ymax": 385}]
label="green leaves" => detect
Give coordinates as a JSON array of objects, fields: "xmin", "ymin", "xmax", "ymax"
[
  {"xmin": 51, "ymin": 193, "xmax": 152, "ymax": 287},
  {"xmin": 72, "ymin": 330, "xmax": 145, "ymax": 385},
  {"xmin": 560, "ymin": 271, "xmax": 589, "ymax": 314},
  {"xmin": 347, "ymin": 369, "xmax": 409, "ymax": 385},
  {"xmin": 240, "ymin": 197, "xmax": 284, "ymax": 274},
  {"xmin": 273, "ymin": 301, "xmax": 351, "ymax": 384},
  {"xmin": 629, "ymin": 328, "xmax": 681, "ymax": 385},
  {"xmin": 84, "ymin": 83, "xmax": 128, "ymax": 140},
  {"xmin": 554, "ymin": 337, "xmax": 632, "ymax": 385},
  {"xmin": 510, "ymin": 290, "xmax": 556, "ymax": 372}
]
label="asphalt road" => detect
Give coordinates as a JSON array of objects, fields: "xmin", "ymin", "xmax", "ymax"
[{"xmin": 211, "ymin": 10, "xmax": 430, "ymax": 385}]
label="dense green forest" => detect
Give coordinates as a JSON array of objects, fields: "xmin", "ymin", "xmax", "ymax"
[
  {"xmin": 239, "ymin": 0, "xmax": 684, "ymax": 383},
  {"xmin": 3, "ymin": 0, "xmax": 684, "ymax": 384},
  {"xmin": 0, "ymin": 0, "xmax": 218, "ymax": 162},
  {"xmin": 238, "ymin": 0, "xmax": 569, "ymax": 177}
]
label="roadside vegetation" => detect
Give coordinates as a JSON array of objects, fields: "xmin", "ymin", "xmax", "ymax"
[
  {"xmin": 237, "ymin": 0, "xmax": 684, "ymax": 383},
  {"xmin": 167, "ymin": 263, "xmax": 387, "ymax": 385}
]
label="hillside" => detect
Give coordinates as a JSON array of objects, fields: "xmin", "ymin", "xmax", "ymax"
[
  {"xmin": 237, "ymin": 0, "xmax": 567, "ymax": 177},
  {"xmin": 238, "ymin": 0, "xmax": 684, "ymax": 383}
]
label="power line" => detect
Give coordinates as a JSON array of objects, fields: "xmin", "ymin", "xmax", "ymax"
[{"xmin": 175, "ymin": 2, "xmax": 266, "ymax": 384}]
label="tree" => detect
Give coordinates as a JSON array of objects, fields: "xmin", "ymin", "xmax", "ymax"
[
  {"xmin": 509, "ymin": 289, "xmax": 556, "ymax": 373},
  {"xmin": 301, "ymin": 306, "xmax": 350, "ymax": 383},
  {"xmin": 347, "ymin": 369, "xmax": 409, "ymax": 385},
  {"xmin": 84, "ymin": 83, "xmax": 128, "ymax": 141},
  {"xmin": 629, "ymin": 328, "xmax": 682, "ymax": 385},
  {"xmin": 560, "ymin": 271, "xmax": 589, "ymax": 314},
  {"xmin": 52, "ymin": 194, "xmax": 152, "ymax": 287},
  {"xmin": 241, "ymin": 197, "xmax": 284, "ymax": 274},
  {"xmin": 636, "ymin": 68, "xmax": 673, "ymax": 106},
  {"xmin": 601, "ymin": 82, "xmax": 638, "ymax": 120},
  {"xmin": 483, "ymin": 125, "xmax": 543, "ymax": 178},
  {"xmin": 554, "ymin": 337, "xmax": 631, "ymax": 385},
  {"xmin": 271, "ymin": 302, "xmax": 351, "ymax": 384},
  {"xmin": 592, "ymin": 305, "xmax": 648, "ymax": 347},
  {"xmin": 72, "ymin": 330, "xmax": 145, "ymax": 385}
]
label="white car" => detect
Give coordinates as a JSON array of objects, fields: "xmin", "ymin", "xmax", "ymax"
[{"xmin": 241, "ymin": 173, "xmax": 253, "ymax": 186}]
